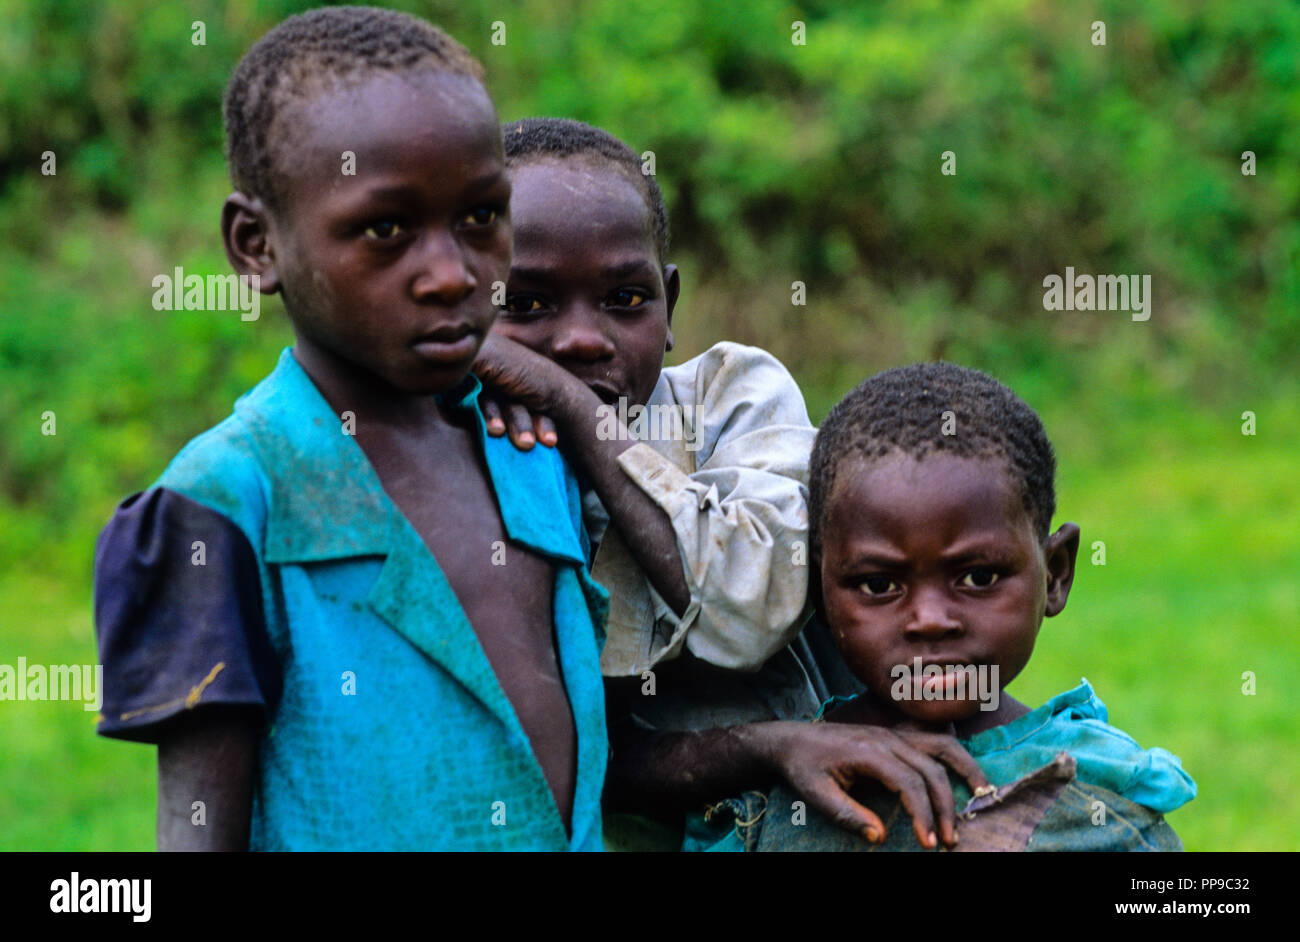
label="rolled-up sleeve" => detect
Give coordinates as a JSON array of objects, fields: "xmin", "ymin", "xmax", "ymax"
[
  {"xmin": 94, "ymin": 488, "xmax": 280, "ymax": 742},
  {"xmin": 599, "ymin": 342, "xmax": 815, "ymax": 674}
]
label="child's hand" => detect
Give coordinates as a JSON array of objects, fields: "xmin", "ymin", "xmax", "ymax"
[
  {"xmin": 474, "ymin": 333, "xmax": 576, "ymax": 451},
  {"xmin": 480, "ymin": 396, "xmax": 558, "ymax": 451},
  {"xmin": 757, "ymin": 721, "xmax": 990, "ymax": 849}
]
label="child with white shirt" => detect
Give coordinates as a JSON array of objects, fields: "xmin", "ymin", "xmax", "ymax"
[{"xmin": 473, "ymin": 118, "xmax": 986, "ymax": 850}]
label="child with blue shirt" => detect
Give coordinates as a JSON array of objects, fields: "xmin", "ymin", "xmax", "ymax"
[
  {"xmin": 92, "ymin": 7, "xmax": 608, "ymax": 851},
  {"xmin": 692, "ymin": 362, "xmax": 1195, "ymax": 851}
]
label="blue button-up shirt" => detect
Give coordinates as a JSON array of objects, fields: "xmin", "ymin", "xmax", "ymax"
[{"xmin": 95, "ymin": 349, "xmax": 609, "ymax": 850}]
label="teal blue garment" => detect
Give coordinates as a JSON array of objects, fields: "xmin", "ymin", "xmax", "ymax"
[
  {"xmin": 955, "ymin": 679, "xmax": 1195, "ymax": 814},
  {"xmin": 689, "ymin": 678, "xmax": 1195, "ymax": 851},
  {"xmin": 156, "ymin": 349, "xmax": 610, "ymax": 850},
  {"xmin": 814, "ymin": 680, "xmax": 1196, "ymax": 814}
]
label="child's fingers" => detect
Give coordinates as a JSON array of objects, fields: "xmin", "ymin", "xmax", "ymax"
[
  {"xmin": 482, "ymin": 398, "xmax": 506, "ymax": 436},
  {"xmin": 898, "ymin": 731, "xmax": 991, "ymax": 796},
  {"xmin": 505, "ymin": 404, "xmax": 535, "ymax": 450},
  {"xmin": 890, "ymin": 745, "xmax": 958, "ymax": 847},
  {"xmin": 534, "ymin": 414, "xmax": 558, "ymax": 447},
  {"xmin": 863, "ymin": 755, "xmax": 941, "ymax": 849},
  {"xmin": 798, "ymin": 774, "xmax": 888, "ymax": 844}
]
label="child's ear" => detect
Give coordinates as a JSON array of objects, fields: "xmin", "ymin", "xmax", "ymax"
[
  {"xmin": 662, "ymin": 263, "xmax": 680, "ymax": 353},
  {"xmin": 1043, "ymin": 522, "xmax": 1081, "ymax": 616},
  {"xmin": 221, "ymin": 192, "xmax": 281, "ymax": 294}
]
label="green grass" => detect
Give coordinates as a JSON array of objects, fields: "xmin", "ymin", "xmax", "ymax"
[
  {"xmin": 0, "ymin": 574, "xmax": 154, "ymax": 851},
  {"xmin": 1006, "ymin": 427, "xmax": 1300, "ymax": 851},
  {"xmin": 1, "ymin": 392, "xmax": 1296, "ymax": 851}
]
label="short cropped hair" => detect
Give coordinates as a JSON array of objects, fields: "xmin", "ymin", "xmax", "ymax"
[
  {"xmin": 809, "ymin": 362, "xmax": 1058, "ymax": 552},
  {"xmin": 502, "ymin": 117, "xmax": 670, "ymax": 262},
  {"xmin": 224, "ymin": 5, "xmax": 485, "ymax": 210}
]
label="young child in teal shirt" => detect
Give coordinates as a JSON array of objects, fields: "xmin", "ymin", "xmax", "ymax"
[
  {"xmin": 693, "ymin": 362, "xmax": 1195, "ymax": 851},
  {"xmin": 93, "ymin": 7, "xmax": 608, "ymax": 851}
]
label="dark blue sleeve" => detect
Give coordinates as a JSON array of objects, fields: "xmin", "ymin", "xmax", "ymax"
[{"xmin": 93, "ymin": 487, "xmax": 280, "ymax": 743}]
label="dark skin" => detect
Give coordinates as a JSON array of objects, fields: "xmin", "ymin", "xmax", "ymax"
[
  {"xmin": 623, "ymin": 451, "xmax": 1080, "ymax": 848},
  {"xmin": 601, "ymin": 702, "xmax": 991, "ymax": 847},
  {"xmin": 158, "ymin": 70, "xmax": 579, "ymax": 849},
  {"xmin": 475, "ymin": 158, "xmax": 991, "ymax": 848},
  {"xmin": 475, "ymin": 160, "xmax": 691, "ymax": 615},
  {"xmin": 157, "ymin": 712, "xmax": 259, "ymax": 851},
  {"xmin": 817, "ymin": 451, "xmax": 1081, "ymax": 738}
]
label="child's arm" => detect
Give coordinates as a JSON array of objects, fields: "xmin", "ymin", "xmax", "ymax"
[
  {"xmin": 157, "ymin": 713, "xmax": 259, "ymax": 851},
  {"xmin": 476, "ymin": 337, "xmax": 814, "ymax": 671},
  {"xmin": 94, "ymin": 488, "xmax": 278, "ymax": 852},
  {"xmin": 604, "ymin": 690, "xmax": 991, "ymax": 848},
  {"xmin": 600, "ymin": 341, "xmax": 816, "ymax": 670},
  {"xmin": 475, "ymin": 334, "xmax": 692, "ymax": 612}
]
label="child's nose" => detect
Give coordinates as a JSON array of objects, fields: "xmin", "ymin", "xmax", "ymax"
[
  {"xmin": 552, "ymin": 304, "xmax": 616, "ymax": 361},
  {"xmin": 902, "ymin": 585, "xmax": 964, "ymax": 640},
  {"xmin": 410, "ymin": 231, "xmax": 476, "ymax": 305}
]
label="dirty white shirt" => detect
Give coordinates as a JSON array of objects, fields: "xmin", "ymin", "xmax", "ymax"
[{"xmin": 584, "ymin": 341, "xmax": 816, "ymax": 679}]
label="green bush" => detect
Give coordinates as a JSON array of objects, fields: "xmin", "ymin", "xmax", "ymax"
[{"xmin": 3, "ymin": 0, "xmax": 1298, "ymax": 580}]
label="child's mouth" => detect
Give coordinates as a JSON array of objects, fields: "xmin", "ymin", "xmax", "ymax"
[
  {"xmin": 908, "ymin": 663, "xmax": 980, "ymax": 698},
  {"xmin": 412, "ymin": 328, "xmax": 480, "ymax": 364},
  {"xmin": 588, "ymin": 383, "xmax": 622, "ymax": 405}
]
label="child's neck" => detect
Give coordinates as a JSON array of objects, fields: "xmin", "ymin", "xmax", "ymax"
[{"xmin": 292, "ymin": 340, "xmax": 458, "ymax": 432}]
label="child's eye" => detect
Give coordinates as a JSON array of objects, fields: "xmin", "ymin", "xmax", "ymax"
[
  {"xmin": 501, "ymin": 294, "xmax": 548, "ymax": 317},
  {"xmin": 364, "ymin": 220, "xmax": 404, "ymax": 240},
  {"xmin": 608, "ymin": 288, "xmax": 649, "ymax": 308},
  {"xmin": 959, "ymin": 568, "xmax": 1000, "ymax": 589},
  {"xmin": 459, "ymin": 205, "xmax": 501, "ymax": 228},
  {"xmin": 858, "ymin": 575, "xmax": 899, "ymax": 597}
]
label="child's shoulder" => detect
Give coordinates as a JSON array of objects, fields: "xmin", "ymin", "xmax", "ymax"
[
  {"xmin": 94, "ymin": 389, "xmax": 283, "ymax": 745},
  {"xmin": 655, "ymin": 341, "xmax": 813, "ymax": 471},
  {"xmin": 969, "ymin": 680, "xmax": 1197, "ymax": 815},
  {"xmin": 154, "ymin": 401, "xmax": 271, "ymax": 540},
  {"xmin": 149, "ymin": 351, "xmax": 315, "ymax": 539},
  {"xmin": 152, "ymin": 347, "xmax": 374, "ymax": 540},
  {"xmin": 662, "ymin": 341, "xmax": 806, "ymax": 413}
]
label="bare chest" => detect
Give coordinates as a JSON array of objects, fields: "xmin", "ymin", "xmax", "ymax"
[{"xmin": 363, "ymin": 432, "xmax": 578, "ymax": 825}]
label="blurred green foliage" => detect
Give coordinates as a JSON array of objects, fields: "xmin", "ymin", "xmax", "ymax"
[
  {"xmin": 2, "ymin": 0, "xmax": 1298, "ymax": 577},
  {"xmin": 2, "ymin": 0, "xmax": 1298, "ymax": 575},
  {"xmin": 0, "ymin": 0, "xmax": 1297, "ymax": 850}
]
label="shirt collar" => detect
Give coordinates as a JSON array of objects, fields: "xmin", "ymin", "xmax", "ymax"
[
  {"xmin": 236, "ymin": 349, "xmax": 584, "ymax": 566},
  {"xmin": 960, "ymin": 679, "xmax": 1101, "ymax": 754}
]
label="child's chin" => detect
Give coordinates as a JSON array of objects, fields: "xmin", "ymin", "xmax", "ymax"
[
  {"xmin": 898, "ymin": 698, "xmax": 984, "ymax": 728},
  {"xmin": 387, "ymin": 359, "xmax": 476, "ymax": 395}
]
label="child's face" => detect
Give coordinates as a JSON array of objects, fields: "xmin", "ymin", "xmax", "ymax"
[
  {"xmin": 494, "ymin": 160, "xmax": 678, "ymax": 409},
  {"xmin": 818, "ymin": 451, "xmax": 1078, "ymax": 730},
  {"xmin": 251, "ymin": 70, "xmax": 512, "ymax": 395}
]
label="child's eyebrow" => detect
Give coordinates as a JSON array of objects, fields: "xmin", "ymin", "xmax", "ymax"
[
  {"xmin": 508, "ymin": 265, "xmax": 557, "ymax": 285},
  {"xmin": 507, "ymin": 259, "xmax": 657, "ymax": 286},
  {"xmin": 350, "ymin": 171, "xmax": 509, "ymax": 206},
  {"xmin": 838, "ymin": 548, "xmax": 911, "ymax": 569},
  {"xmin": 461, "ymin": 169, "xmax": 511, "ymax": 195},
  {"xmin": 939, "ymin": 538, "xmax": 1020, "ymax": 565},
  {"xmin": 600, "ymin": 259, "xmax": 657, "ymax": 281}
]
